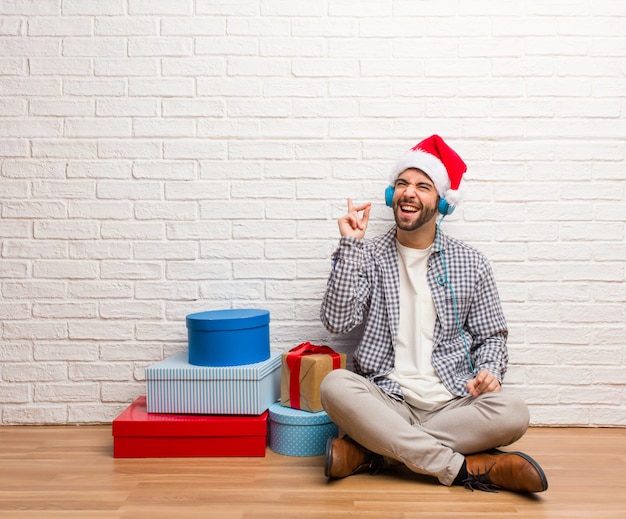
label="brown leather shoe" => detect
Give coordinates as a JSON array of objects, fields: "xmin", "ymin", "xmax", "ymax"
[
  {"xmin": 464, "ymin": 450, "xmax": 548, "ymax": 493},
  {"xmin": 324, "ymin": 436, "xmax": 384, "ymax": 479}
]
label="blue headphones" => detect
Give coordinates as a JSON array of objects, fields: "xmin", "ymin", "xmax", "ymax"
[
  {"xmin": 384, "ymin": 186, "xmax": 472, "ymax": 372},
  {"xmin": 385, "ymin": 178, "xmax": 472, "ymax": 373},
  {"xmin": 435, "ymin": 220, "xmax": 475, "ymax": 374},
  {"xmin": 385, "ymin": 185, "xmax": 455, "ymax": 215}
]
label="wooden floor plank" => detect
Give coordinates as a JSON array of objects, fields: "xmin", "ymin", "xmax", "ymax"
[{"xmin": 0, "ymin": 426, "xmax": 624, "ymax": 518}]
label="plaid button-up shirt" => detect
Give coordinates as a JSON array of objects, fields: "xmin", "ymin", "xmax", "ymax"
[{"xmin": 320, "ymin": 226, "xmax": 508, "ymax": 399}]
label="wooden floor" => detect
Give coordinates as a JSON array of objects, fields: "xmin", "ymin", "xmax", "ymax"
[{"xmin": 0, "ymin": 426, "xmax": 624, "ymax": 518}]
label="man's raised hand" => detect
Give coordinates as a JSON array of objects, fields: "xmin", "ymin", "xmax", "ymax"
[{"xmin": 337, "ymin": 198, "xmax": 371, "ymax": 239}]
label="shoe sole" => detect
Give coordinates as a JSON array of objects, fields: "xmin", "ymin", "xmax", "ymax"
[
  {"xmin": 490, "ymin": 449, "xmax": 549, "ymax": 492},
  {"xmin": 324, "ymin": 436, "xmax": 334, "ymax": 478}
]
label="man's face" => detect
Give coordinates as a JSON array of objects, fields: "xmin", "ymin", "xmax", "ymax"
[{"xmin": 392, "ymin": 169, "xmax": 439, "ymax": 232}]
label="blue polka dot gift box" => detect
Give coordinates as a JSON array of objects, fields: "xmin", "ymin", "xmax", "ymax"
[{"xmin": 268, "ymin": 402, "xmax": 338, "ymax": 457}]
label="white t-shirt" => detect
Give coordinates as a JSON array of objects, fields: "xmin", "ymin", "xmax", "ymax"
[{"xmin": 388, "ymin": 241, "xmax": 455, "ymax": 411}]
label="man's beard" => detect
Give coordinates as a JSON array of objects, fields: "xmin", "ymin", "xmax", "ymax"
[{"xmin": 393, "ymin": 201, "xmax": 438, "ymax": 232}]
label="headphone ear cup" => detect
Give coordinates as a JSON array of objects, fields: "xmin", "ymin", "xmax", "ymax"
[
  {"xmin": 438, "ymin": 197, "xmax": 455, "ymax": 215},
  {"xmin": 385, "ymin": 185, "xmax": 394, "ymax": 207}
]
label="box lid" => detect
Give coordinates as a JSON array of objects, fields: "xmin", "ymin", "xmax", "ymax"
[
  {"xmin": 186, "ymin": 308, "xmax": 269, "ymax": 331},
  {"xmin": 146, "ymin": 351, "xmax": 281, "ymax": 381},
  {"xmin": 112, "ymin": 396, "xmax": 268, "ymax": 437},
  {"xmin": 268, "ymin": 402, "xmax": 333, "ymax": 425}
]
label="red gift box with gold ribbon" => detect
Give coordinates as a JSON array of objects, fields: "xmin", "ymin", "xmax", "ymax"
[{"xmin": 280, "ymin": 342, "xmax": 346, "ymax": 413}]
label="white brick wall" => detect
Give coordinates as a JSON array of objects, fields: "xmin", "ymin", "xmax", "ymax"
[{"xmin": 1, "ymin": 1, "xmax": 625, "ymax": 426}]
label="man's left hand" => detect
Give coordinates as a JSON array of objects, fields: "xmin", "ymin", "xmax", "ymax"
[{"xmin": 466, "ymin": 369, "xmax": 501, "ymax": 397}]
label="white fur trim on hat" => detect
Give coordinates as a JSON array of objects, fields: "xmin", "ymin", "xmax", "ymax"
[
  {"xmin": 388, "ymin": 149, "xmax": 450, "ymax": 198},
  {"xmin": 444, "ymin": 188, "xmax": 462, "ymax": 207}
]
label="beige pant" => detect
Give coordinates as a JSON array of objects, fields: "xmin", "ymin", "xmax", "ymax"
[{"xmin": 320, "ymin": 369, "xmax": 530, "ymax": 486}]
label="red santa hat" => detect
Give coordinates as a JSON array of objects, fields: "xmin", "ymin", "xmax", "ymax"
[{"xmin": 388, "ymin": 134, "xmax": 467, "ymax": 207}]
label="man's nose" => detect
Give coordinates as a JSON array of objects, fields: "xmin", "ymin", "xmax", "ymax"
[{"xmin": 403, "ymin": 183, "xmax": 418, "ymax": 196}]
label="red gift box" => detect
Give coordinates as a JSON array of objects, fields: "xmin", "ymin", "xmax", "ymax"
[{"xmin": 112, "ymin": 396, "xmax": 268, "ymax": 458}]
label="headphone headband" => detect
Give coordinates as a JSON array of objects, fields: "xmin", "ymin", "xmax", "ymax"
[{"xmin": 384, "ymin": 185, "xmax": 455, "ymax": 215}]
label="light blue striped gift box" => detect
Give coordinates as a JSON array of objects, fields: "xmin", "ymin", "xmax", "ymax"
[{"xmin": 146, "ymin": 352, "xmax": 281, "ymax": 415}]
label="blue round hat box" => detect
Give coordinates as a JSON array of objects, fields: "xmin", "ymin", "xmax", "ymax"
[
  {"xmin": 269, "ymin": 402, "xmax": 339, "ymax": 457},
  {"xmin": 186, "ymin": 309, "xmax": 270, "ymax": 366}
]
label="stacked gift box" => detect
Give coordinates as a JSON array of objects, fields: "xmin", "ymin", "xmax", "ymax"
[
  {"xmin": 112, "ymin": 309, "xmax": 345, "ymax": 459},
  {"xmin": 113, "ymin": 309, "xmax": 279, "ymax": 458},
  {"xmin": 269, "ymin": 342, "xmax": 345, "ymax": 457}
]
